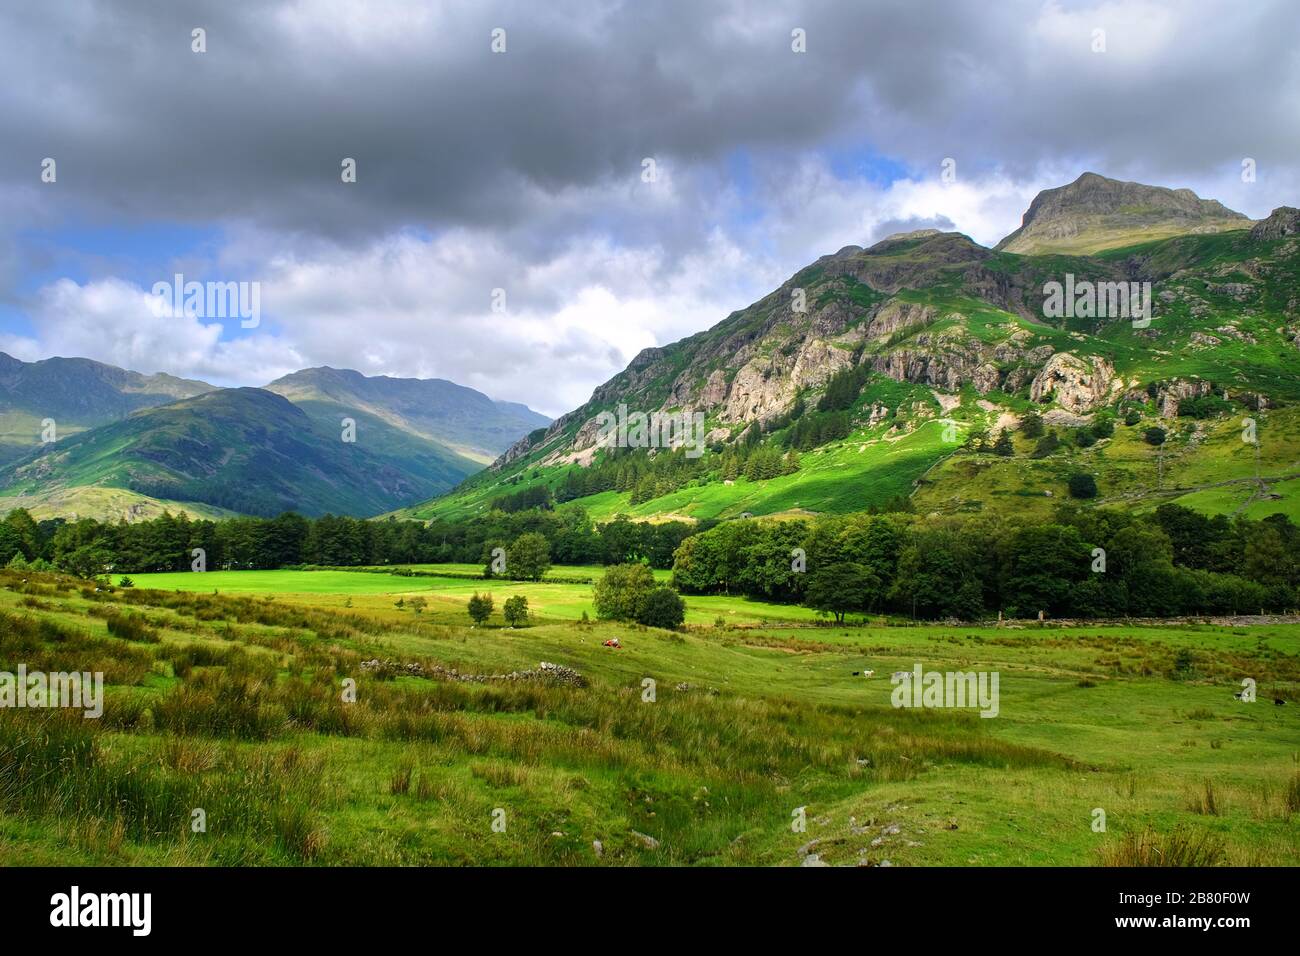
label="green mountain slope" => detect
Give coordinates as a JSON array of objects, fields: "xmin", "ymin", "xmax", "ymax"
[
  {"xmin": 0, "ymin": 352, "xmax": 214, "ymax": 464},
  {"xmin": 0, "ymin": 360, "xmax": 552, "ymax": 520},
  {"xmin": 0, "ymin": 387, "xmax": 466, "ymax": 518},
  {"xmin": 406, "ymin": 179, "xmax": 1300, "ymax": 525},
  {"xmin": 265, "ymin": 366, "xmax": 549, "ymax": 463}
]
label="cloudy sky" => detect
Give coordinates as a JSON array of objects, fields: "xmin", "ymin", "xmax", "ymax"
[{"xmin": 1, "ymin": 0, "xmax": 1297, "ymax": 416}]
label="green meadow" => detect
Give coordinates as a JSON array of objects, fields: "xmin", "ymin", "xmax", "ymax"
[{"xmin": 1, "ymin": 565, "xmax": 1296, "ymax": 867}]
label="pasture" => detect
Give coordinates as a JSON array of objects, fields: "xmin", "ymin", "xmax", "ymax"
[{"xmin": 0, "ymin": 565, "xmax": 1296, "ymax": 867}]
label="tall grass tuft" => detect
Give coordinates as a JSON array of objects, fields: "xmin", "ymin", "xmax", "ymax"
[
  {"xmin": 1284, "ymin": 772, "xmax": 1300, "ymax": 817},
  {"xmin": 1187, "ymin": 779, "xmax": 1220, "ymax": 816},
  {"xmin": 1098, "ymin": 826, "xmax": 1226, "ymax": 867}
]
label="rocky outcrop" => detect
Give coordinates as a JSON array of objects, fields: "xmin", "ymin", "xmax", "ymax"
[
  {"xmin": 721, "ymin": 356, "xmax": 798, "ymax": 423},
  {"xmin": 1157, "ymin": 378, "xmax": 1213, "ymax": 418},
  {"xmin": 791, "ymin": 339, "xmax": 856, "ymax": 389},
  {"xmin": 863, "ymin": 301, "xmax": 937, "ymax": 341},
  {"xmin": 1249, "ymin": 206, "xmax": 1300, "ymax": 242},
  {"xmin": 1029, "ymin": 353, "xmax": 1116, "ymax": 413}
]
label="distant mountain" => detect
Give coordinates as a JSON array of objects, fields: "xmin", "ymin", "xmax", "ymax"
[
  {"xmin": 0, "ymin": 358, "xmax": 550, "ymax": 520},
  {"xmin": 0, "ymin": 352, "xmax": 214, "ymax": 464},
  {"xmin": 264, "ymin": 366, "xmax": 549, "ymax": 463},
  {"xmin": 0, "ymin": 387, "xmax": 475, "ymax": 518},
  {"xmin": 996, "ymin": 172, "xmax": 1250, "ymax": 254}
]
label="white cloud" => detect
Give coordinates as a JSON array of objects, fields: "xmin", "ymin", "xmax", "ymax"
[
  {"xmin": 18, "ymin": 277, "xmax": 304, "ymax": 385},
  {"xmin": 11, "ymin": 164, "xmax": 1062, "ymax": 416}
]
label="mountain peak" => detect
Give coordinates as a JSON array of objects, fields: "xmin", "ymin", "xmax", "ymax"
[
  {"xmin": 996, "ymin": 172, "xmax": 1250, "ymax": 254},
  {"xmin": 264, "ymin": 365, "xmax": 549, "ymax": 462}
]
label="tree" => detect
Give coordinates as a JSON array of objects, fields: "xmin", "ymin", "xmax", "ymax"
[
  {"xmin": 1124, "ymin": 409, "xmax": 1142, "ymax": 426},
  {"xmin": 1243, "ymin": 525, "xmax": 1293, "ymax": 588},
  {"xmin": 999, "ymin": 524, "xmax": 1091, "ymax": 618},
  {"xmin": 507, "ymin": 532, "xmax": 551, "ymax": 581},
  {"xmin": 818, "ymin": 364, "xmax": 867, "ymax": 412},
  {"xmin": 407, "ymin": 596, "xmax": 428, "ymax": 614},
  {"xmin": 1068, "ymin": 473, "xmax": 1098, "ymax": 499},
  {"xmin": 992, "ymin": 430, "xmax": 1014, "ymax": 457},
  {"xmin": 600, "ymin": 516, "xmax": 643, "ymax": 565},
  {"xmin": 1029, "ymin": 431, "xmax": 1060, "ymax": 459},
  {"xmin": 3, "ymin": 508, "xmax": 40, "ymax": 559},
  {"xmin": 467, "ymin": 592, "xmax": 494, "ymax": 625},
  {"xmin": 805, "ymin": 562, "xmax": 877, "ymax": 624},
  {"xmin": 637, "ymin": 587, "xmax": 685, "ymax": 628},
  {"xmin": 61, "ymin": 543, "xmax": 113, "ymax": 579},
  {"xmin": 503, "ymin": 594, "xmax": 529, "ymax": 627},
  {"xmin": 593, "ymin": 563, "xmax": 655, "ymax": 621},
  {"xmin": 888, "ymin": 527, "xmax": 983, "ymax": 620},
  {"xmin": 1144, "ymin": 426, "xmax": 1166, "ymax": 446},
  {"xmin": 0, "ymin": 523, "xmax": 23, "ymax": 566},
  {"xmin": 1019, "ymin": 412, "xmax": 1045, "ymax": 439}
]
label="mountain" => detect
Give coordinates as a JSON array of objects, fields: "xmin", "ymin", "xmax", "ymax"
[
  {"xmin": 403, "ymin": 175, "xmax": 1300, "ymax": 525},
  {"xmin": 264, "ymin": 366, "xmax": 549, "ymax": 463},
  {"xmin": 0, "ymin": 387, "xmax": 471, "ymax": 518},
  {"xmin": 995, "ymin": 172, "xmax": 1251, "ymax": 254},
  {"xmin": 0, "ymin": 352, "xmax": 214, "ymax": 464},
  {"xmin": 0, "ymin": 356, "xmax": 550, "ymax": 519}
]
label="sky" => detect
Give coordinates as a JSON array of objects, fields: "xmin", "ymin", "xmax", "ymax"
[{"xmin": 1, "ymin": 0, "xmax": 1297, "ymax": 417}]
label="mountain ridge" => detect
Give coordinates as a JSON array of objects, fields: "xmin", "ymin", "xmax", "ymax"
[
  {"xmin": 996, "ymin": 171, "xmax": 1251, "ymax": 254},
  {"xmin": 0, "ymin": 387, "xmax": 463, "ymax": 518},
  {"xmin": 0, "ymin": 358, "xmax": 548, "ymax": 520},
  {"xmin": 264, "ymin": 365, "xmax": 549, "ymax": 463},
  {"xmin": 404, "ymin": 173, "xmax": 1300, "ymax": 525}
]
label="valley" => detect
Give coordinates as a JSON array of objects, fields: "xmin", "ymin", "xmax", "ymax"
[
  {"xmin": 2, "ymin": 564, "xmax": 1296, "ymax": 866},
  {"xmin": 3, "ymin": 172, "xmax": 1299, "ymax": 871}
]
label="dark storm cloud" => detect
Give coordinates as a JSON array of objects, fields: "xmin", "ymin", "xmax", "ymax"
[
  {"xmin": 2, "ymin": 0, "xmax": 1298, "ymax": 412},
  {"xmin": 2, "ymin": 0, "xmax": 1297, "ymax": 243}
]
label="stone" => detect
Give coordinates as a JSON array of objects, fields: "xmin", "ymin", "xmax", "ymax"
[
  {"xmin": 1028, "ymin": 352, "xmax": 1116, "ymax": 413},
  {"xmin": 630, "ymin": 830, "xmax": 659, "ymax": 850}
]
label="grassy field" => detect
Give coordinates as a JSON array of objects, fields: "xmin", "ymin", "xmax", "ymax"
[
  {"xmin": 123, "ymin": 566, "xmax": 818, "ymax": 627},
  {"xmin": 1, "ymin": 566, "xmax": 1297, "ymax": 867}
]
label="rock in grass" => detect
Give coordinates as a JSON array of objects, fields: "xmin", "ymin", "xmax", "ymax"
[
  {"xmin": 796, "ymin": 839, "xmax": 822, "ymax": 859},
  {"xmin": 630, "ymin": 830, "xmax": 659, "ymax": 850}
]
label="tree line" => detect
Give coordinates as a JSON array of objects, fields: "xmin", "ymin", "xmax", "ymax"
[
  {"xmin": 0, "ymin": 506, "xmax": 698, "ymax": 576},
  {"xmin": 671, "ymin": 504, "xmax": 1300, "ymax": 620},
  {"xmin": 4, "ymin": 500, "xmax": 1296, "ymax": 620}
]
